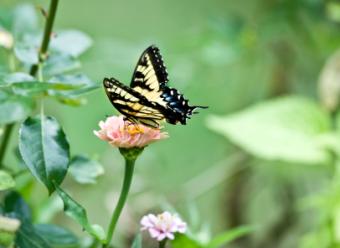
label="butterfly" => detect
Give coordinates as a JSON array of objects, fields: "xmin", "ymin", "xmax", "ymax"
[{"xmin": 103, "ymin": 45, "xmax": 207, "ymax": 128}]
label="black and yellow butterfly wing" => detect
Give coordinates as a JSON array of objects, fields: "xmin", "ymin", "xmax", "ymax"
[
  {"xmin": 130, "ymin": 45, "xmax": 168, "ymax": 100},
  {"xmin": 103, "ymin": 45, "xmax": 207, "ymax": 128},
  {"xmin": 103, "ymin": 78, "xmax": 165, "ymax": 128}
]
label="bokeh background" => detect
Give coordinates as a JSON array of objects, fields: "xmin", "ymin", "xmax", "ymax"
[{"xmin": 2, "ymin": 0, "xmax": 340, "ymax": 247}]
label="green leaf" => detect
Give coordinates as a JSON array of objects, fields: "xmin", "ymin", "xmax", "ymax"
[
  {"xmin": 4, "ymin": 191, "xmax": 32, "ymax": 221},
  {"xmin": 47, "ymin": 74, "xmax": 98, "ymax": 106},
  {"xmin": 2, "ymin": 72, "xmax": 35, "ymax": 84},
  {"xmin": 9, "ymin": 81, "xmax": 82, "ymax": 96},
  {"xmin": 49, "ymin": 74, "xmax": 94, "ymax": 87},
  {"xmin": 35, "ymin": 195, "xmax": 63, "ymax": 223},
  {"xmin": 14, "ymin": 42, "xmax": 39, "ymax": 64},
  {"xmin": 43, "ymin": 53, "xmax": 81, "ymax": 77},
  {"xmin": 0, "ymin": 91, "xmax": 35, "ymax": 125},
  {"xmin": 0, "ymin": 230, "xmax": 16, "ymax": 248},
  {"xmin": 171, "ymin": 234, "xmax": 203, "ymax": 248},
  {"xmin": 69, "ymin": 155, "xmax": 104, "ymax": 184},
  {"xmin": 131, "ymin": 233, "xmax": 142, "ymax": 248},
  {"xmin": 207, "ymin": 96, "xmax": 332, "ymax": 165},
  {"xmin": 327, "ymin": 2, "xmax": 340, "ymax": 23},
  {"xmin": 34, "ymin": 224, "xmax": 79, "ymax": 248},
  {"xmin": 206, "ymin": 226, "xmax": 253, "ymax": 248},
  {"xmin": 12, "ymin": 4, "xmax": 38, "ymax": 36},
  {"xmin": 2, "ymin": 192, "xmax": 51, "ymax": 248},
  {"xmin": 51, "ymin": 30, "xmax": 92, "ymax": 57},
  {"xmin": 55, "ymin": 185, "xmax": 105, "ymax": 242},
  {"xmin": 15, "ymin": 220, "xmax": 52, "ymax": 248},
  {"xmin": 54, "ymin": 97, "xmax": 87, "ymax": 107},
  {"xmin": 19, "ymin": 115, "xmax": 70, "ymax": 194},
  {"xmin": 0, "ymin": 170, "xmax": 15, "ymax": 191},
  {"xmin": 0, "ymin": 217, "xmax": 20, "ymax": 248}
]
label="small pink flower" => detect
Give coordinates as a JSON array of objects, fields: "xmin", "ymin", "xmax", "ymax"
[
  {"xmin": 140, "ymin": 211, "xmax": 187, "ymax": 241},
  {"xmin": 94, "ymin": 115, "xmax": 168, "ymax": 148}
]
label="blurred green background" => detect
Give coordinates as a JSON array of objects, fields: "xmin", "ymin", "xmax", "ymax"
[{"xmin": 2, "ymin": 0, "xmax": 340, "ymax": 247}]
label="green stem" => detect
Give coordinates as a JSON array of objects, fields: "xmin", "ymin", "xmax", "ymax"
[
  {"xmin": 0, "ymin": 0, "xmax": 59, "ymax": 169},
  {"xmin": 0, "ymin": 123, "xmax": 14, "ymax": 168},
  {"xmin": 30, "ymin": 0, "xmax": 59, "ymax": 76},
  {"xmin": 0, "ymin": 0, "xmax": 60, "ymax": 170},
  {"xmin": 103, "ymin": 158, "xmax": 136, "ymax": 247},
  {"xmin": 159, "ymin": 239, "xmax": 167, "ymax": 248}
]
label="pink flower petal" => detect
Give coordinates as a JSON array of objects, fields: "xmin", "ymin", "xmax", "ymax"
[
  {"xmin": 157, "ymin": 233, "xmax": 167, "ymax": 241},
  {"xmin": 94, "ymin": 115, "xmax": 168, "ymax": 148},
  {"xmin": 140, "ymin": 211, "xmax": 187, "ymax": 242},
  {"xmin": 140, "ymin": 216, "xmax": 154, "ymax": 229},
  {"xmin": 149, "ymin": 228, "xmax": 161, "ymax": 238},
  {"xmin": 166, "ymin": 232, "xmax": 175, "ymax": 240}
]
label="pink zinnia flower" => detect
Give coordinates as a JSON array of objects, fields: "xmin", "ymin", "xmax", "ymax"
[
  {"xmin": 94, "ymin": 115, "xmax": 168, "ymax": 148},
  {"xmin": 140, "ymin": 211, "xmax": 187, "ymax": 241}
]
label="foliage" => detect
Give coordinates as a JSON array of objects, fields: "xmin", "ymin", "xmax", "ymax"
[
  {"xmin": 207, "ymin": 96, "xmax": 335, "ymax": 165},
  {"xmin": 0, "ymin": 1, "xmax": 108, "ymax": 247},
  {"xmin": 172, "ymin": 226, "xmax": 253, "ymax": 248},
  {"xmin": 19, "ymin": 115, "xmax": 70, "ymax": 194},
  {"xmin": 1, "ymin": 0, "xmax": 340, "ymax": 248}
]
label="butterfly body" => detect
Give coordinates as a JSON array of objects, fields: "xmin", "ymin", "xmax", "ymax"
[{"xmin": 103, "ymin": 45, "xmax": 207, "ymax": 128}]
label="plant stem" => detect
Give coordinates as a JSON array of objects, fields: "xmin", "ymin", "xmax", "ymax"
[
  {"xmin": 159, "ymin": 240, "xmax": 167, "ymax": 248},
  {"xmin": 0, "ymin": 0, "xmax": 60, "ymax": 170},
  {"xmin": 0, "ymin": 123, "xmax": 14, "ymax": 168},
  {"xmin": 30, "ymin": 0, "xmax": 59, "ymax": 76},
  {"xmin": 103, "ymin": 158, "xmax": 136, "ymax": 247}
]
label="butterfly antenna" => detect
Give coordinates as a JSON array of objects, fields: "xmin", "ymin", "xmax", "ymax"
[{"xmin": 191, "ymin": 105, "xmax": 208, "ymax": 114}]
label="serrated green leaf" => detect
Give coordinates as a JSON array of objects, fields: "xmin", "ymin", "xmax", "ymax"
[
  {"xmin": 207, "ymin": 96, "xmax": 332, "ymax": 165},
  {"xmin": 0, "ymin": 92, "xmax": 35, "ymax": 125},
  {"xmin": 0, "ymin": 170, "xmax": 15, "ymax": 191},
  {"xmin": 69, "ymin": 155, "xmax": 104, "ymax": 184},
  {"xmin": 34, "ymin": 224, "xmax": 79, "ymax": 248},
  {"xmin": 131, "ymin": 233, "xmax": 142, "ymax": 248},
  {"xmin": 19, "ymin": 115, "xmax": 70, "ymax": 194},
  {"xmin": 51, "ymin": 30, "xmax": 92, "ymax": 57},
  {"xmin": 206, "ymin": 226, "xmax": 253, "ymax": 248},
  {"xmin": 55, "ymin": 185, "xmax": 105, "ymax": 242}
]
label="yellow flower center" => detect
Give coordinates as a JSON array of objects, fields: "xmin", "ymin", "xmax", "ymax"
[{"xmin": 125, "ymin": 124, "xmax": 144, "ymax": 135}]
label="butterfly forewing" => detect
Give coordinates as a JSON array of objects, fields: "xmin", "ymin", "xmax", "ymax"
[{"xmin": 130, "ymin": 46, "xmax": 168, "ymax": 105}]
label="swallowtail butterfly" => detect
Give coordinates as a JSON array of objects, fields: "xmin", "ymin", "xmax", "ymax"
[{"xmin": 103, "ymin": 45, "xmax": 207, "ymax": 128}]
